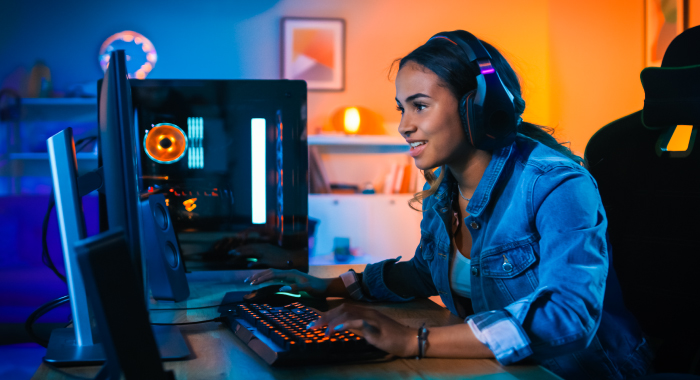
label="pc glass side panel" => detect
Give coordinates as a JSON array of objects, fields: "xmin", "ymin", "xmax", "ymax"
[{"xmin": 130, "ymin": 80, "xmax": 308, "ymax": 272}]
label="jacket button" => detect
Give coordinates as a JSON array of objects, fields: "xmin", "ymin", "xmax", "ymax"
[
  {"xmin": 503, "ymin": 262, "xmax": 513, "ymax": 272},
  {"xmin": 470, "ymin": 221, "xmax": 480, "ymax": 229},
  {"xmin": 471, "ymin": 267, "xmax": 479, "ymax": 277},
  {"xmin": 440, "ymin": 207, "xmax": 448, "ymax": 213}
]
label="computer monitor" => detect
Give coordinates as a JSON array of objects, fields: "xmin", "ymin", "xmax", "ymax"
[
  {"xmin": 129, "ymin": 79, "xmax": 309, "ymax": 272},
  {"xmin": 75, "ymin": 228, "xmax": 175, "ymax": 380},
  {"xmin": 96, "ymin": 47, "xmax": 146, "ymax": 298},
  {"xmin": 45, "ymin": 50, "xmax": 189, "ymax": 366}
]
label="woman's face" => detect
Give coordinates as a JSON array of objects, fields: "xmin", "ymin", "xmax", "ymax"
[{"xmin": 396, "ymin": 62, "xmax": 471, "ymax": 170}]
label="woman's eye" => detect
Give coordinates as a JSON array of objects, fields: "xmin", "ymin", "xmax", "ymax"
[
  {"xmin": 414, "ymin": 103, "xmax": 427, "ymax": 111},
  {"xmin": 396, "ymin": 105, "xmax": 404, "ymax": 114}
]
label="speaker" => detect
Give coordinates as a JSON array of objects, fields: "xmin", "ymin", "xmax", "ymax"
[{"xmin": 141, "ymin": 194, "xmax": 190, "ymax": 302}]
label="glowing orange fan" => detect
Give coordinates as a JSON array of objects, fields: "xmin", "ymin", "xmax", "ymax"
[{"xmin": 144, "ymin": 123, "xmax": 188, "ymax": 164}]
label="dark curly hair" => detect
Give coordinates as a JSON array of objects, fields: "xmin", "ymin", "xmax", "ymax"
[{"xmin": 396, "ymin": 33, "xmax": 584, "ymax": 210}]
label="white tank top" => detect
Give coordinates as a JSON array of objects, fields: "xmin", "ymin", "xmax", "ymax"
[{"xmin": 450, "ymin": 249, "xmax": 472, "ymax": 298}]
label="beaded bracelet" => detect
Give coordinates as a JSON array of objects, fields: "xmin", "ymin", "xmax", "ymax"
[{"xmin": 416, "ymin": 323, "xmax": 429, "ymax": 359}]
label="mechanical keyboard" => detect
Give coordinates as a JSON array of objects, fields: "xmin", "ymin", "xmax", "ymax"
[{"xmin": 219, "ymin": 301, "xmax": 388, "ymax": 366}]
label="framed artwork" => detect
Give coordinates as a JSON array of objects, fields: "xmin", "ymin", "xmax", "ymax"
[
  {"xmin": 281, "ymin": 17, "xmax": 345, "ymax": 91},
  {"xmin": 646, "ymin": 0, "xmax": 687, "ymax": 67}
]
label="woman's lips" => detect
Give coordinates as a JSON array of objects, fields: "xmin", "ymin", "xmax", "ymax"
[{"xmin": 409, "ymin": 142, "xmax": 427, "ymax": 157}]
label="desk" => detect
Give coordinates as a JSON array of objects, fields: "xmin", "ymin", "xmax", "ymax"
[{"xmin": 32, "ymin": 265, "xmax": 561, "ymax": 380}]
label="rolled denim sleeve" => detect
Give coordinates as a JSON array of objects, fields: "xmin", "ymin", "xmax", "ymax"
[
  {"xmin": 467, "ymin": 310, "xmax": 533, "ymax": 364},
  {"xmin": 363, "ymin": 250, "xmax": 439, "ymax": 302},
  {"xmin": 468, "ymin": 166, "xmax": 609, "ymax": 364},
  {"xmin": 362, "ymin": 183, "xmax": 439, "ymax": 302}
]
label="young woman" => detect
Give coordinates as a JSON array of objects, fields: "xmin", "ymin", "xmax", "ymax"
[{"xmin": 246, "ymin": 30, "xmax": 651, "ymax": 380}]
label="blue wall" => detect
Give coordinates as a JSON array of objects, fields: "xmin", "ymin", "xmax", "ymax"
[{"xmin": 0, "ymin": 0, "xmax": 301, "ymax": 93}]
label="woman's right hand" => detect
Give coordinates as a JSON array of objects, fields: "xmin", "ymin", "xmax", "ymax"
[{"xmin": 244, "ymin": 269, "xmax": 330, "ymax": 297}]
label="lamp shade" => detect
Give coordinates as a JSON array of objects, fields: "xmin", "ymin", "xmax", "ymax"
[{"xmin": 329, "ymin": 106, "xmax": 385, "ymax": 135}]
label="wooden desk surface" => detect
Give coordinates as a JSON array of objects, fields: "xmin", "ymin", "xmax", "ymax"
[{"xmin": 32, "ymin": 265, "xmax": 560, "ymax": 380}]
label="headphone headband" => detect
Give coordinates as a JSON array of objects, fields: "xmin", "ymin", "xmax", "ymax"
[
  {"xmin": 426, "ymin": 30, "xmax": 517, "ymax": 151},
  {"xmin": 429, "ymin": 31, "xmax": 492, "ymax": 64}
]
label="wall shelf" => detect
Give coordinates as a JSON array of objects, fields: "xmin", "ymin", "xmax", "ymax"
[
  {"xmin": 308, "ymin": 134, "xmax": 409, "ymax": 154},
  {"xmin": 19, "ymin": 97, "xmax": 97, "ymax": 123}
]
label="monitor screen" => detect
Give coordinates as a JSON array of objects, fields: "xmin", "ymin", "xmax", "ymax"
[{"xmin": 129, "ymin": 80, "xmax": 309, "ymax": 272}]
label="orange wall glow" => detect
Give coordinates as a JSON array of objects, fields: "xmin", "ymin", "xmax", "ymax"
[
  {"xmin": 293, "ymin": 0, "xmax": 552, "ymax": 136},
  {"xmin": 280, "ymin": 0, "xmax": 698, "ymax": 157},
  {"xmin": 549, "ymin": 0, "xmax": 645, "ymax": 156}
]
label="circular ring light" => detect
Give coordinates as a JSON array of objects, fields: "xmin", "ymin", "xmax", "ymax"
[
  {"xmin": 144, "ymin": 123, "xmax": 188, "ymax": 164},
  {"xmin": 99, "ymin": 31, "xmax": 157, "ymax": 79}
]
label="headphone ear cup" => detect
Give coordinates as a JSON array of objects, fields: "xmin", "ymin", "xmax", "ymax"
[{"xmin": 459, "ymin": 91, "xmax": 476, "ymax": 146}]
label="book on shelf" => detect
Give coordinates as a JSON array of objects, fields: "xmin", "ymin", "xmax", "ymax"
[
  {"xmin": 383, "ymin": 163, "xmax": 399, "ymax": 195},
  {"xmin": 408, "ymin": 163, "xmax": 418, "ymax": 193},
  {"xmin": 393, "ymin": 164, "xmax": 405, "ymax": 193},
  {"xmin": 399, "ymin": 164, "xmax": 412, "ymax": 193},
  {"xmin": 309, "ymin": 146, "xmax": 331, "ymax": 193}
]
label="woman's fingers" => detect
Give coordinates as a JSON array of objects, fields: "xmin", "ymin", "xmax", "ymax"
[
  {"xmin": 245, "ymin": 269, "xmax": 304, "ymax": 287},
  {"xmin": 243, "ymin": 269, "xmax": 327, "ymax": 296},
  {"xmin": 245, "ymin": 268, "xmax": 286, "ymax": 285},
  {"xmin": 330, "ymin": 318, "xmax": 380, "ymax": 337},
  {"xmin": 243, "ymin": 269, "xmax": 272, "ymax": 284},
  {"xmin": 305, "ymin": 304, "xmax": 414, "ymax": 357},
  {"xmin": 308, "ymin": 304, "xmax": 372, "ymax": 334}
]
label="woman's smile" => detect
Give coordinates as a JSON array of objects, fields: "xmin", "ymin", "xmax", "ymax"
[{"xmin": 407, "ymin": 140, "xmax": 428, "ymax": 157}]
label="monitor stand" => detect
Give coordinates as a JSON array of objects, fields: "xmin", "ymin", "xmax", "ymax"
[
  {"xmin": 44, "ymin": 325, "xmax": 189, "ymax": 365},
  {"xmin": 46, "ymin": 128, "xmax": 190, "ymax": 366}
]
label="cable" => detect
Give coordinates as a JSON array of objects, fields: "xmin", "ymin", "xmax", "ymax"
[
  {"xmin": 151, "ymin": 317, "xmax": 224, "ymax": 326},
  {"xmin": 25, "ymin": 295, "xmax": 70, "ymax": 347},
  {"xmin": 149, "ymin": 301, "xmax": 242, "ymax": 311},
  {"xmin": 41, "ymin": 189, "xmax": 64, "ymax": 282}
]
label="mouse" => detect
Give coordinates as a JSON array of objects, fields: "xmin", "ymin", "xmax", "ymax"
[
  {"xmin": 244, "ymin": 284, "xmax": 290, "ymax": 302},
  {"xmin": 243, "ymin": 284, "xmax": 328, "ymax": 310}
]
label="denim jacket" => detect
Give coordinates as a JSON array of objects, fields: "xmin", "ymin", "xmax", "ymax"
[{"xmin": 361, "ymin": 134, "xmax": 652, "ymax": 380}]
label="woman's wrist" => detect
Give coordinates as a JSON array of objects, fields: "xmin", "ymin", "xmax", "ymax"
[
  {"xmin": 323, "ymin": 276, "xmax": 350, "ymax": 297},
  {"xmin": 404, "ymin": 325, "xmax": 421, "ymax": 357}
]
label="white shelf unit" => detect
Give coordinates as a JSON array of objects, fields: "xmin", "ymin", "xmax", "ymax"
[
  {"xmin": 308, "ymin": 134, "xmax": 409, "ymax": 153},
  {"xmin": 309, "ymin": 193, "xmax": 422, "ymax": 265},
  {"xmin": 308, "ymin": 134, "xmax": 422, "ymax": 265}
]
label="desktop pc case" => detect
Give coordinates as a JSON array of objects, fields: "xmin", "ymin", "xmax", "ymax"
[{"xmin": 119, "ymin": 80, "xmax": 309, "ymax": 272}]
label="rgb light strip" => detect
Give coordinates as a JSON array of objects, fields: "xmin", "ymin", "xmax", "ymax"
[
  {"xmin": 187, "ymin": 117, "xmax": 204, "ymax": 169},
  {"xmin": 251, "ymin": 118, "xmax": 266, "ymax": 224}
]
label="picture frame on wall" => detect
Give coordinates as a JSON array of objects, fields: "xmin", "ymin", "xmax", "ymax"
[
  {"xmin": 281, "ymin": 17, "xmax": 345, "ymax": 91},
  {"xmin": 645, "ymin": 0, "xmax": 687, "ymax": 67}
]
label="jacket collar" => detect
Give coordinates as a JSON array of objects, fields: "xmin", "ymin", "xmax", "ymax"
[{"xmin": 431, "ymin": 141, "xmax": 515, "ymax": 217}]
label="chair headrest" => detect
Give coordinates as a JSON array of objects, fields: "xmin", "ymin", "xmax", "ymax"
[
  {"xmin": 641, "ymin": 25, "xmax": 700, "ymax": 130},
  {"xmin": 641, "ymin": 64, "xmax": 700, "ymax": 129}
]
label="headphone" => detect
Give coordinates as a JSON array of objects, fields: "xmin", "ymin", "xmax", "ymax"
[{"xmin": 428, "ymin": 31, "xmax": 518, "ymax": 151}]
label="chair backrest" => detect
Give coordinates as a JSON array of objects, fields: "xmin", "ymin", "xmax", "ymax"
[{"xmin": 585, "ymin": 26, "xmax": 700, "ymax": 374}]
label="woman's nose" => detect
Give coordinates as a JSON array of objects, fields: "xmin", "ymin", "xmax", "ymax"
[{"xmin": 398, "ymin": 117, "xmax": 416, "ymax": 138}]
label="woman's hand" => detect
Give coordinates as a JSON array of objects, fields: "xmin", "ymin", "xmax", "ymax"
[
  {"xmin": 245, "ymin": 269, "xmax": 330, "ymax": 297},
  {"xmin": 307, "ymin": 303, "xmax": 417, "ymax": 357}
]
